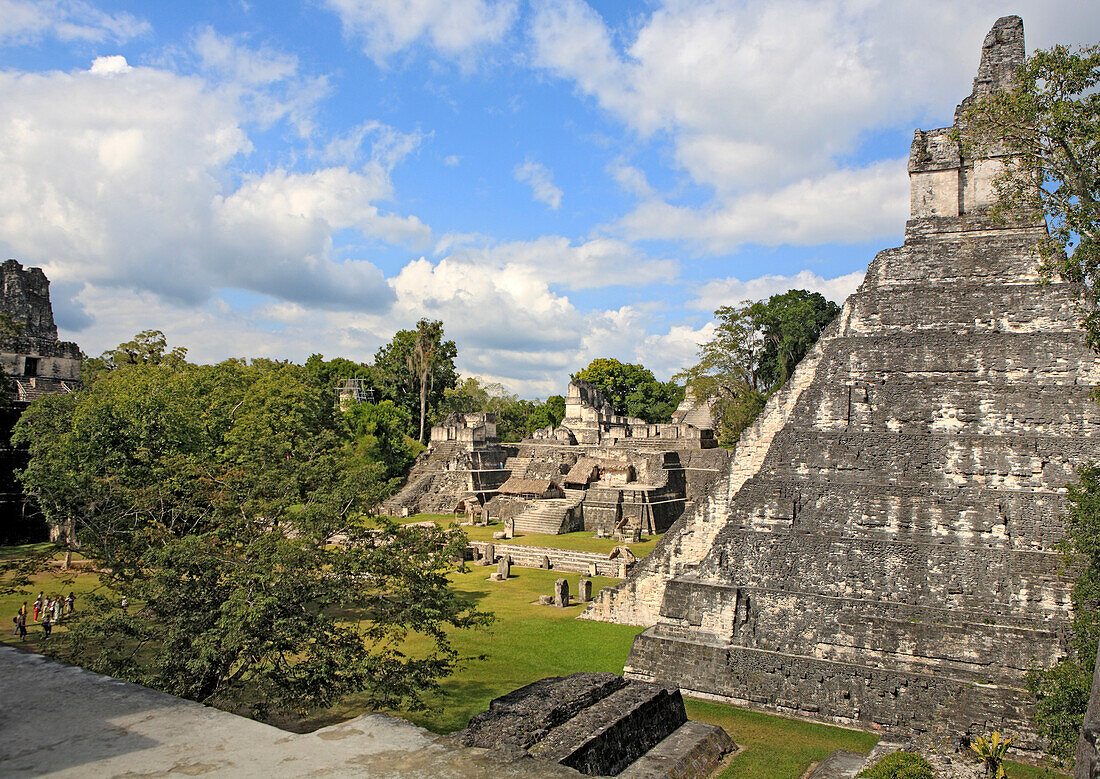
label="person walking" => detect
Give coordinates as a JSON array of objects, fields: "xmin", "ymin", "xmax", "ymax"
[
  {"xmin": 53, "ymin": 596, "xmax": 62, "ymax": 625},
  {"xmin": 120, "ymin": 596, "xmax": 128, "ymax": 614},
  {"xmin": 33, "ymin": 592, "xmax": 43, "ymax": 622},
  {"xmin": 65, "ymin": 592, "xmax": 74, "ymax": 616},
  {"xmin": 42, "ymin": 612, "xmax": 51, "ymax": 641},
  {"xmin": 16, "ymin": 609, "xmax": 26, "ymax": 641}
]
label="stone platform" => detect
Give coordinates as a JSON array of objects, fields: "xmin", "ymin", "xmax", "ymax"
[
  {"xmin": 456, "ymin": 672, "xmax": 733, "ymax": 777},
  {"xmin": 0, "ymin": 647, "xmax": 579, "ymax": 777}
]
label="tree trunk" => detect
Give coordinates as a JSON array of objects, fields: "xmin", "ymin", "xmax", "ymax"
[
  {"xmin": 418, "ymin": 371, "xmax": 428, "ymax": 444},
  {"xmin": 61, "ymin": 516, "xmax": 74, "ymax": 570}
]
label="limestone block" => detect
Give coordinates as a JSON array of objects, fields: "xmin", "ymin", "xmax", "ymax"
[
  {"xmin": 555, "ymin": 578, "xmax": 570, "ymax": 608},
  {"xmin": 578, "ymin": 579, "xmax": 592, "ymax": 602}
]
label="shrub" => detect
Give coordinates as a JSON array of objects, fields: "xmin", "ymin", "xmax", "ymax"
[{"xmin": 857, "ymin": 751, "xmax": 935, "ymax": 779}]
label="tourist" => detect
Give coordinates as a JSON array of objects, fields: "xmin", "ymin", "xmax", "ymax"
[
  {"xmin": 120, "ymin": 596, "xmax": 128, "ymax": 614},
  {"xmin": 42, "ymin": 612, "xmax": 51, "ymax": 640},
  {"xmin": 53, "ymin": 596, "xmax": 62, "ymax": 624},
  {"xmin": 15, "ymin": 609, "xmax": 26, "ymax": 641},
  {"xmin": 33, "ymin": 592, "xmax": 43, "ymax": 621},
  {"xmin": 65, "ymin": 592, "xmax": 74, "ymax": 616}
]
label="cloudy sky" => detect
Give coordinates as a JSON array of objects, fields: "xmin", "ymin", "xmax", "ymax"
[{"xmin": 1, "ymin": 1, "xmax": 1097, "ymax": 397}]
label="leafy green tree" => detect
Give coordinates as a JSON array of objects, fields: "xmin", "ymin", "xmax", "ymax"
[
  {"xmin": 435, "ymin": 378, "xmax": 566, "ymax": 442},
  {"xmin": 13, "ymin": 348, "xmax": 489, "ymax": 716},
  {"xmin": 1026, "ymin": 464, "xmax": 1100, "ymax": 761},
  {"xmin": 962, "ymin": 44, "xmax": 1100, "ymax": 346},
  {"xmin": 750, "ymin": 291, "xmax": 841, "ymax": 389},
  {"xmin": 573, "ymin": 358, "xmax": 683, "ymax": 423},
  {"xmin": 344, "ymin": 400, "xmax": 416, "ymax": 484},
  {"xmin": 678, "ymin": 291, "xmax": 839, "ymax": 446},
  {"xmin": 373, "ymin": 320, "xmax": 458, "ymax": 443}
]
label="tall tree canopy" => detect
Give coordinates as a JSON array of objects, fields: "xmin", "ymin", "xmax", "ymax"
[
  {"xmin": 962, "ymin": 43, "xmax": 1100, "ymax": 345},
  {"xmin": 572, "ymin": 358, "xmax": 683, "ymax": 423},
  {"xmin": 373, "ymin": 319, "xmax": 458, "ymax": 443},
  {"xmin": 13, "ymin": 343, "xmax": 488, "ymax": 715},
  {"xmin": 678, "ymin": 290, "xmax": 840, "ymax": 445},
  {"xmin": 436, "ymin": 377, "xmax": 565, "ymax": 442}
]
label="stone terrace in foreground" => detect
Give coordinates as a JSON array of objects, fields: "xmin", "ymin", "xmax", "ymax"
[{"xmin": 585, "ymin": 16, "xmax": 1094, "ymax": 751}]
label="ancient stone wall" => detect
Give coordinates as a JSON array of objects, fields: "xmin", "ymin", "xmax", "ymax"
[{"xmin": 592, "ymin": 16, "xmax": 1089, "ymax": 749}]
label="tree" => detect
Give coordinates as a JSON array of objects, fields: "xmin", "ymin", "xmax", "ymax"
[
  {"xmin": 750, "ymin": 291, "xmax": 841, "ymax": 389},
  {"xmin": 435, "ymin": 378, "xmax": 566, "ymax": 442},
  {"xmin": 12, "ymin": 347, "xmax": 489, "ymax": 716},
  {"xmin": 573, "ymin": 358, "xmax": 683, "ymax": 423},
  {"xmin": 344, "ymin": 400, "xmax": 416, "ymax": 484},
  {"xmin": 1026, "ymin": 464, "xmax": 1100, "ymax": 762},
  {"xmin": 373, "ymin": 320, "xmax": 457, "ymax": 443},
  {"xmin": 962, "ymin": 44, "xmax": 1100, "ymax": 346},
  {"xmin": 677, "ymin": 291, "xmax": 840, "ymax": 446}
]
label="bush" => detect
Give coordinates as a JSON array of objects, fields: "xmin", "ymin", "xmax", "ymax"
[{"xmin": 857, "ymin": 751, "xmax": 934, "ymax": 779}]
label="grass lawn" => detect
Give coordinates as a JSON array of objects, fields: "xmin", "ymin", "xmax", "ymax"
[
  {"xmin": 0, "ymin": 544, "xmax": 1070, "ymax": 778},
  {"xmin": 297, "ymin": 565, "xmax": 643, "ymax": 734},
  {"xmin": 389, "ymin": 513, "xmax": 663, "ymax": 557},
  {"xmin": 0, "ymin": 544, "xmax": 104, "ymax": 648}
]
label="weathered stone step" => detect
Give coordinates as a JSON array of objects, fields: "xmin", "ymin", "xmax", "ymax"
[
  {"xmin": 688, "ymin": 530, "xmax": 1069, "ymax": 617},
  {"xmin": 468, "ymin": 541, "xmax": 630, "ymax": 577},
  {"xmin": 625, "ymin": 629, "xmax": 1036, "ymax": 748},
  {"xmin": 619, "ymin": 720, "xmax": 735, "ymax": 779},
  {"xmin": 529, "ymin": 682, "xmax": 687, "ymax": 776},
  {"xmin": 805, "ymin": 750, "xmax": 867, "ymax": 779},
  {"xmin": 457, "ymin": 672, "xmax": 627, "ymax": 751}
]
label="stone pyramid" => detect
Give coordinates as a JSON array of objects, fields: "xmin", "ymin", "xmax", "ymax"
[{"xmin": 583, "ymin": 16, "xmax": 1097, "ymax": 749}]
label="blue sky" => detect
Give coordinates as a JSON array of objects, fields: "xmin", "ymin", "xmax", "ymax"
[{"xmin": 0, "ymin": 0, "xmax": 1097, "ymax": 397}]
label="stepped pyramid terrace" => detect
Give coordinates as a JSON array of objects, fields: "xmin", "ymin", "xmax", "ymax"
[
  {"xmin": 384, "ymin": 379, "xmax": 730, "ymax": 538},
  {"xmin": 582, "ymin": 15, "xmax": 1096, "ymax": 751}
]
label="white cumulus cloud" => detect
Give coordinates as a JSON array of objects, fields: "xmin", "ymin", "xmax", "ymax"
[
  {"xmin": 323, "ymin": 0, "xmax": 518, "ymax": 64},
  {"xmin": 514, "ymin": 159, "xmax": 563, "ymax": 210}
]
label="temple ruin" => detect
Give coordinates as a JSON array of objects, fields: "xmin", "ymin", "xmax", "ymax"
[
  {"xmin": 0, "ymin": 260, "xmax": 82, "ymax": 542},
  {"xmin": 583, "ymin": 16, "xmax": 1092, "ymax": 751},
  {"xmin": 384, "ymin": 379, "xmax": 729, "ymax": 538}
]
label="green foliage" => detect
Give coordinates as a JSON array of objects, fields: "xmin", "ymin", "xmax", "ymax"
[
  {"xmin": 856, "ymin": 751, "xmax": 934, "ymax": 779},
  {"xmin": 304, "ymin": 353, "xmax": 378, "ymax": 395},
  {"xmin": 678, "ymin": 290, "xmax": 839, "ymax": 445},
  {"xmin": 373, "ymin": 319, "xmax": 458, "ymax": 443},
  {"xmin": 1026, "ymin": 463, "xmax": 1100, "ymax": 762},
  {"xmin": 750, "ymin": 290, "xmax": 842, "ymax": 389},
  {"xmin": 344, "ymin": 400, "xmax": 416, "ymax": 483},
  {"xmin": 436, "ymin": 377, "xmax": 565, "ymax": 442},
  {"xmin": 970, "ymin": 732, "xmax": 1014, "ymax": 779},
  {"xmin": 11, "ymin": 342, "xmax": 490, "ymax": 716},
  {"xmin": 573, "ymin": 358, "xmax": 683, "ymax": 423},
  {"xmin": 962, "ymin": 44, "xmax": 1100, "ymax": 346}
]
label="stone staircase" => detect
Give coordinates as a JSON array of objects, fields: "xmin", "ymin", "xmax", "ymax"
[
  {"xmin": 456, "ymin": 673, "xmax": 733, "ymax": 778},
  {"xmin": 512, "ymin": 489, "xmax": 585, "ymax": 535},
  {"xmin": 468, "ymin": 541, "xmax": 626, "ymax": 577}
]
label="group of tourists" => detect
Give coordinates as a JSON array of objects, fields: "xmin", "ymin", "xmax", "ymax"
[{"xmin": 12, "ymin": 591, "xmax": 75, "ymax": 641}]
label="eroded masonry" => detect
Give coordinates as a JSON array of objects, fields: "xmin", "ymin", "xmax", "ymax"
[
  {"xmin": 583, "ymin": 16, "xmax": 1092, "ymax": 749},
  {"xmin": 384, "ymin": 380, "xmax": 729, "ymax": 538}
]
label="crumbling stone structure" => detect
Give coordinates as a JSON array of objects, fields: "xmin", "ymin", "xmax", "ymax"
[
  {"xmin": 0, "ymin": 260, "xmax": 82, "ymax": 542},
  {"xmin": 455, "ymin": 672, "xmax": 733, "ymax": 777},
  {"xmin": 584, "ymin": 17, "xmax": 1091, "ymax": 751},
  {"xmin": 385, "ymin": 379, "xmax": 730, "ymax": 539},
  {"xmin": 382, "ymin": 412, "xmax": 512, "ymax": 516}
]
